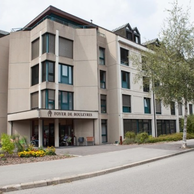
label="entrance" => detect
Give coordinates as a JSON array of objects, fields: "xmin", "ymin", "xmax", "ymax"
[{"xmin": 43, "ymin": 123, "xmax": 55, "ymax": 147}]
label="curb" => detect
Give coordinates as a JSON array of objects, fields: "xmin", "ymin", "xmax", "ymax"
[{"xmin": 1, "ymin": 148, "xmax": 194, "ymax": 193}]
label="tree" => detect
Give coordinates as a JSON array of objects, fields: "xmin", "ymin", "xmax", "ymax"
[{"xmin": 132, "ymin": 1, "xmax": 194, "ymax": 148}]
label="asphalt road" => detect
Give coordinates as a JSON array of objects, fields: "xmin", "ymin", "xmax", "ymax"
[{"xmin": 9, "ymin": 151, "xmax": 194, "ymax": 194}]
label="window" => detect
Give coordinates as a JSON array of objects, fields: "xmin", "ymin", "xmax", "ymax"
[
  {"xmin": 120, "ymin": 48, "xmax": 129, "ymax": 65},
  {"xmin": 42, "ymin": 61, "xmax": 55, "ymax": 82},
  {"xmin": 59, "ymin": 37, "xmax": 73, "ymax": 58},
  {"xmin": 122, "ymin": 95, "xmax": 131, "ymax": 113},
  {"xmin": 42, "ymin": 33, "xmax": 55, "ymax": 54},
  {"xmin": 189, "ymin": 104, "xmax": 193, "ymax": 115},
  {"xmin": 101, "ymin": 95, "xmax": 107, "ymax": 113},
  {"xmin": 143, "ymin": 77, "xmax": 149, "ymax": 92},
  {"xmin": 58, "ymin": 64, "xmax": 73, "ymax": 85},
  {"xmin": 121, "ymin": 71, "xmax": 130, "ymax": 89},
  {"xmin": 141, "ymin": 56, "xmax": 146, "ymax": 70},
  {"xmin": 100, "ymin": 70, "xmax": 106, "ymax": 89},
  {"xmin": 144, "ymin": 98, "xmax": 151, "ymax": 114},
  {"xmin": 101, "ymin": 120, "xmax": 107, "ymax": 143},
  {"xmin": 59, "ymin": 91, "xmax": 73, "ymax": 110},
  {"xmin": 31, "ymin": 92, "xmax": 38, "ymax": 109},
  {"xmin": 178, "ymin": 103, "xmax": 182, "ymax": 115},
  {"xmin": 123, "ymin": 119, "xmax": 152, "ymax": 135},
  {"xmin": 32, "ymin": 39, "xmax": 39, "ymax": 60},
  {"xmin": 31, "ymin": 65, "xmax": 39, "ymax": 86},
  {"xmin": 171, "ymin": 102, "xmax": 175, "ymax": 115},
  {"xmin": 99, "ymin": 47, "xmax": 105, "ymax": 65},
  {"xmin": 157, "ymin": 120, "xmax": 176, "ymax": 136},
  {"xmin": 41, "ymin": 90, "xmax": 55, "ymax": 109},
  {"xmin": 155, "ymin": 99, "xmax": 161, "ymax": 114}
]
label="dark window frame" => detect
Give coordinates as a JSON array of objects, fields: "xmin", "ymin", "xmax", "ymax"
[
  {"xmin": 99, "ymin": 47, "xmax": 105, "ymax": 65},
  {"xmin": 100, "ymin": 70, "xmax": 106, "ymax": 89},
  {"xmin": 42, "ymin": 61, "xmax": 55, "ymax": 82},
  {"xmin": 59, "ymin": 91, "xmax": 73, "ymax": 110},
  {"xmin": 120, "ymin": 48, "xmax": 129, "ymax": 66},
  {"xmin": 31, "ymin": 64, "xmax": 39, "ymax": 86},
  {"xmin": 121, "ymin": 71, "xmax": 130, "ymax": 89},
  {"xmin": 101, "ymin": 95, "xmax": 107, "ymax": 113},
  {"xmin": 122, "ymin": 95, "xmax": 131, "ymax": 113}
]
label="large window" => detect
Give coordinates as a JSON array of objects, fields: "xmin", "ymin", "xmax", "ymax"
[
  {"xmin": 144, "ymin": 98, "xmax": 151, "ymax": 114},
  {"xmin": 59, "ymin": 91, "xmax": 73, "ymax": 110},
  {"xmin": 59, "ymin": 37, "xmax": 73, "ymax": 58},
  {"xmin": 123, "ymin": 119, "xmax": 152, "ymax": 135},
  {"xmin": 157, "ymin": 120, "xmax": 176, "ymax": 136},
  {"xmin": 41, "ymin": 90, "xmax": 55, "ymax": 109},
  {"xmin": 31, "ymin": 65, "xmax": 39, "ymax": 86},
  {"xmin": 120, "ymin": 48, "xmax": 129, "ymax": 66},
  {"xmin": 58, "ymin": 64, "xmax": 73, "ymax": 85},
  {"xmin": 143, "ymin": 77, "xmax": 149, "ymax": 92},
  {"xmin": 121, "ymin": 71, "xmax": 130, "ymax": 89},
  {"xmin": 156, "ymin": 99, "xmax": 161, "ymax": 114},
  {"xmin": 101, "ymin": 120, "xmax": 107, "ymax": 143},
  {"xmin": 122, "ymin": 95, "xmax": 131, "ymax": 113},
  {"xmin": 42, "ymin": 61, "xmax": 55, "ymax": 82},
  {"xmin": 42, "ymin": 33, "xmax": 55, "ymax": 54},
  {"xmin": 171, "ymin": 102, "xmax": 175, "ymax": 115},
  {"xmin": 99, "ymin": 47, "xmax": 105, "ymax": 65},
  {"xmin": 189, "ymin": 104, "xmax": 193, "ymax": 115},
  {"xmin": 31, "ymin": 92, "xmax": 39, "ymax": 109},
  {"xmin": 178, "ymin": 103, "xmax": 182, "ymax": 115},
  {"xmin": 100, "ymin": 70, "xmax": 106, "ymax": 89},
  {"xmin": 101, "ymin": 95, "xmax": 107, "ymax": 113},
  {"xmin": 32, "ymin": 39, "xmax": 39, "ymax": 60}
]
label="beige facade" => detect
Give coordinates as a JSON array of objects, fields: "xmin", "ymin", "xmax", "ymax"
[{"xmin": 0, "ymin": 6, "xmax": 192, "ymax": 147}]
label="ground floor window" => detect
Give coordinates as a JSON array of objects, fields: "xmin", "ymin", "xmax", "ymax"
[
  {"xmin": 31, "ymin": 120, "xmax": 39, "ymax": 146},
  {"xmin": 123, "ymin": 119, "xmax": 152, "ymax": 136},
  {"xmin": 101, "ymin": 120, "xmax": 107, "ymax": 143},
  {"xmin": 157, "ymin": 120, "xmax": 176, "ymax": 136}
]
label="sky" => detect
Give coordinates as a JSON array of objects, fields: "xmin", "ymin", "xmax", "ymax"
[{"xmin": 0, "ymin": 0, "xmax": 194, "ymax": 42}]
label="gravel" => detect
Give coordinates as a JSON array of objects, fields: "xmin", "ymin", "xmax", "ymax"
[{"xmin": 0, "ymin": 154, "xmax": 72, "ymax": 166}]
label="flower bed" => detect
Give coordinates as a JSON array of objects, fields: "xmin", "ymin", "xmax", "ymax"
[{"xmin": 18, "ymin": 150, "xmax": 46, "ymax": 157}]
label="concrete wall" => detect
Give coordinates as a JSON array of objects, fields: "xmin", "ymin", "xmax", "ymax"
[
  {"xmin": 8, "ymin": 31, "xmax": 31, "ymax": 113},
  {"xmin": 0, "ymin": 35, "xmax": 9, "ymax": 134}
]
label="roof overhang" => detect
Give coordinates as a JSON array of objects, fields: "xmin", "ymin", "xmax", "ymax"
[{"xmin": 8, "ymin": 109, "xmax": 98, "ymax": 121}]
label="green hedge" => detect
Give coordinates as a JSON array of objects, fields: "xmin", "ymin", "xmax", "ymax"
[{"xmin": 123, "ymin": 132, "xmax": 194, "ymax": 145}]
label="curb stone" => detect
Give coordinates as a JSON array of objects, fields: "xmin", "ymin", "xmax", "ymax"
[{"xmin": 0, "ymin": 148, "xmax": 194, "ymax": 193}]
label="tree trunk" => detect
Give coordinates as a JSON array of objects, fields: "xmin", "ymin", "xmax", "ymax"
[{"xmin": 182, "ymin": 101, "xmax": 188, "ymax": 149}]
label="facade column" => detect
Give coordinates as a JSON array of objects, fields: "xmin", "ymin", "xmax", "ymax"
[
  {"xmin": 38, "ymin": 31, "xmax": 42, "ymax": 108},
  {"xmin": 55, "ymin": 30, "xmax": 59, "ymax": 109},
  {"xmin": 94, "ymin": 119, "xmax": 99, "ymax": 144},
  {"xmin": 55, "ymin": 119, "xmax": 59, "ymax": 147},
  {"xmin": 7, "ymin": 121, "xmax": 12, "ymax": 135},
  {"xmin": 38, "ymin": 119, "xmax": 43, "ymax": 147}
]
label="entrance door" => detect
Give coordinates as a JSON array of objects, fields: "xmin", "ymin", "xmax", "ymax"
[{"xmin": 43, "ymin": 124, "xmax": 55, "ymax": 147}]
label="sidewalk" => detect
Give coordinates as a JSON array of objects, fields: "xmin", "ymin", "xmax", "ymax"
[{"xmin": 1, "ymin": 140, "xmax": 194, "ymax": 192}]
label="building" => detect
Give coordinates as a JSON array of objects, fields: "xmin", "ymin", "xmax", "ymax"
[{"xmin": 0, "ymin": 6, "xmax": 192, "ymax": 147}]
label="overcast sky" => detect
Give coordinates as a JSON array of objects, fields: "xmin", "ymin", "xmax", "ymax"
[{"xmin": 0, "ymin": 0, "xmax": 194, "ymax": 42}]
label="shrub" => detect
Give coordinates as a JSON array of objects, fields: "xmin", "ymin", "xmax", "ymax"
[
  {"xmin": 125, "ymin": 131, "xmax": 136, "ymax": 139},
  {"xmin": 0, "ymin": 133, "xmax": 15, "ymax": 154},
  {"xmin": 135, "ymin": 132, "xmax": 149, "ymax": 144},
  {"xmin": 45, "ymin": 146, "xmax": 56, "ymax": 155},
  {"xmin": 12, "ymin": 134, "xmax": 28, "ymax": 152},
  {"xmin": 123, "ymin": 138, "xmax": 135, "ymax": 145},
  {"xmin": 180, "ymin": 115, "xmax": 194, "ymax": 133}
]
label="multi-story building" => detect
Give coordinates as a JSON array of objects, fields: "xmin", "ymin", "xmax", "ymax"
[{"xmin": 0, "ymin": 6, "xmax": 192, "ymax": 147}]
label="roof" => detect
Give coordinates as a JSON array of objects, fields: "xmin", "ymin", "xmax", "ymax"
[
  {"xmin": 112, "ymin": 23, "xmax": 130, "ymax": 32},
  {"xmin": 0, "ymin": 30, "xmax": 9, "ymax": 35},
  {"xmin": 23, "ymin": 5, "xmax": 98, "ymax": 30},
  {"xmin": 142, "ymin": 38, "xmax": 159, "ymax": 46}
]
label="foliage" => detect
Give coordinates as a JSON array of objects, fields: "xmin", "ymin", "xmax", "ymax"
[
  {"xmin": 45, "ymin": 146, "xmax": 56, "ymax": 155},
  {"xmin": 146, "ymin": 132, "xmax": 194, "ymax": 143},
  {"xmin": 135, "ymin": 132, "xmax": 149, "ymax": 144},
  {"xmin": 180, "ymin": 115, "xmax": 194, "ymax": 134},
  {"xmin": 123, "ymin": 138, "xmax": 135, "ymax": 145},
  {"xmin": 18, "ymin": 150, "xmax": 46, "ymax": 158},
  {"xmin": 125, "ymin": 131, "xmax": 136, "ymax": 139},
  {"xmin": 12, "ymin": 134, "xmax": 28, "ymax": 152},
  {"xmin": 131, "ymin": 1, "xmax": 194, "ymax": 148},
  {"xmin": 0, "ymin": 133, "xmax": 15, "ymax": 154}
]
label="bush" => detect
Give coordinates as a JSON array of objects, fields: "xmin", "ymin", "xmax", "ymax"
[
  {"xmin": 123, "ymin": 138, "xmax": 135, "ymax": 145},
  {"xmin": 125, "ymin": 131, "xmax": 136, "ymax": 139},
  {"xmin": 45, "ymin": 146, "xmax": 56, "ymax": 155},
  {"xmin": 135, "ymin": 132, "xmax": 149, "ymax": 144},
  {"xmin": 12, "ymin": 134, "xmax": 28, "ymax": 152},
  {"xmin": 0, "ymin": 133, "xmax": 15, "ymax": 154},
  {"xmin": 180, "ymin": 115, "xmax": 194, "ymax": 133}
]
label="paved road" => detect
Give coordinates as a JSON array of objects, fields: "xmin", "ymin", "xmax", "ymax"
[{"xmin": 9, "ymin": 151, "xmax": 194, "ymax": 194}]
